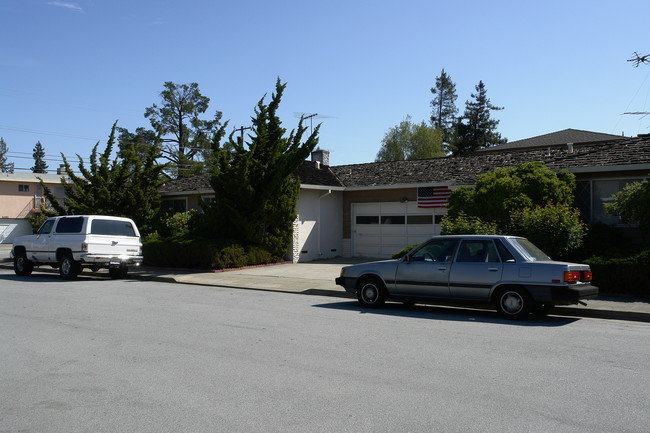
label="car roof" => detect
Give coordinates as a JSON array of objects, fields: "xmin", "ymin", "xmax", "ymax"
[{"xmin": 427, "ymin": 234, "xmax": 522, "ymax": 240}]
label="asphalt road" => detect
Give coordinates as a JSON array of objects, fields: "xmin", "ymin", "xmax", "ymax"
[{"xmin": 1, "ymin": 270, "xmax": 649, "ymax": 433}]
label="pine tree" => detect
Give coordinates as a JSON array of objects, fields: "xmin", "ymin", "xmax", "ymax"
[
  {"xmin": 31, "ymin": 141, "xmax": 48, "ymax": 173},
  {"xmin": 0, "ymin": 137, "xmax": 15, "ymax": 173},
  {"xmin": 430, "ymin": 69, "xmax": 458, "ymax": 149},
  {"xmin": 205, "ymin": 79, "xmax": 319, "ymax": 258},
  {"xmin": 451, "ymin": 80, "xmax": 506, "ymax": 156}
]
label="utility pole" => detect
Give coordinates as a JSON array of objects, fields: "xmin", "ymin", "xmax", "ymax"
[{"xmin": 234, "ymin": 125, "xmax": 253, "ymax": 145}]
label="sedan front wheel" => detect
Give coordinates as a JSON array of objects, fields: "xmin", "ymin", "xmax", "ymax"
[{"xmin": 357, "ymin": 277, "xmax": 387, "ymax": 308}]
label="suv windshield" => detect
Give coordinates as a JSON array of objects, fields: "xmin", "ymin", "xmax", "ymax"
[{"xmin": 510, "ymin": 238, "xmax": 552, "ymax": 261}]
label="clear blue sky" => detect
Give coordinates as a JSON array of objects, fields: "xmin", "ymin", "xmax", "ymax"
[{"xmin": 2, "ymin": 0, "xmax": 649, "ymax": 171}]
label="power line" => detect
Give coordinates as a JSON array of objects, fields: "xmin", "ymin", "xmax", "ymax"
[{"xmin": 0, "ymin": 124, "xmax": 102, "ymax": 141}]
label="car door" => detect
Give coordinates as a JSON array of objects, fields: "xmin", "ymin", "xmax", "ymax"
[
  {"xmin": 449, "ymin": 239, "xmax": 503, "ymax": 301},
  {"xmin": 393, "ymin": 238, "xmax": 458, "ymax": 298},
  {"xmin": 30, "ymin": 218, "xmax": 56, "ymax": 262}
]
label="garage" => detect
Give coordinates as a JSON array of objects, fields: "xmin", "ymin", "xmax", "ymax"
[{"xmin": 352, "ymin": 202, "xmax": 446, "ymax": 258}]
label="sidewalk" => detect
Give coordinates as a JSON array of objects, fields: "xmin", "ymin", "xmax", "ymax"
[{"xmin": 1, "ymin": 245, "xmax": 649, "ymax": 323}]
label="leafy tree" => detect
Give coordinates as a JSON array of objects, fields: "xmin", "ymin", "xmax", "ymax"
[
  {"xmin": 430, "ymin": 68, "xmax": 458, "ymax": 149},
  {"xmin": 203, "ymin": 79, "xmax": 319, "ymax": 258},
  {"xmin": 144, "ymin": 82, "xmax": 226, "ymax": 178},
  {"xmin": 443, "ymin": 162, "xmax": 584, "ymax": 257},
  {"xmin": 605, "ymin": 180, "xmax": 650, "ymax": 236},
  {"xmin": 451, "ymin": 80, "xmax": 506, "ymax": 156},
  {"xmin": 31, "ymin": 141, "xmax": 48, "ymax": 173},
  {"xmin": 0, "ymin": 137, "xmax": 14, "ymax": 173},
  {"xmin": 375, "ymin": 116, "xmax": 445, "ymax": 162},
  {"xmin": 40, "ymin": 122, "xmax": 167, "ymax": 230},
  {"xmin": 440, "ymin": 212, "xmax": 498, "ymax": 235}
]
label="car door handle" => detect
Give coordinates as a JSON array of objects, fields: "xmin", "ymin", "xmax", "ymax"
[
  {"xmin": 437, "ymin": 267, "xmax": 447, "ymax": 271},
  {"xmin": 488, "ymin": 268, "xmax": 499, "ymax": 272}
]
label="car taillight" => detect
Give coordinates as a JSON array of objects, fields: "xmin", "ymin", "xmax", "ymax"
[
  {"xmin": 81, "ymin": 242, "xmax": 88, "ymax": 252},
  {"xmin": 583, "ymin": 270, "xmax": 592, "ymax": 281},
  {"xmin": 564, "ymin": 271, "xmax": 581, "ymax": 282}
]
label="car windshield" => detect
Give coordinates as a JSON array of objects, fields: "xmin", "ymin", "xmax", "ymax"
[{"xmin": 510, "ymin": 238, "xmax": 552, "ymax": 261}]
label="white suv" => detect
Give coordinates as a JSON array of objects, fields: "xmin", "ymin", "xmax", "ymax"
[{"xmin": 12, "ymin": 215, "xmax": 143, "ymax": 279}]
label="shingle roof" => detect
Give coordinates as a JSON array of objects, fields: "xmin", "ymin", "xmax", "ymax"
[
  {"xmin": 480, "ymin": 128, "xmax": 625, "ymax": 153},
  {"xmin": 160, "ymin": 135, "xmax": 650, "ymax": 194},
  {"xmin": 331, "ymin": 135, "xmax": 650, "ymax": 187},
  {"xmin": 159, "ymin": 160, "xmax": 343, "ymax": 193}
]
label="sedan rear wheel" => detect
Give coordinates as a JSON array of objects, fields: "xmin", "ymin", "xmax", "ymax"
[
  {"xmin": 357, "ymin": 277, "xmax": 387, "ymax": 308},
  {"xmin": 495, "ymin": 287, "xmax": 533, "ymax": 319}
]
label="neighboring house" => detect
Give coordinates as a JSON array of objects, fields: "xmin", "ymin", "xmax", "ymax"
[
  {"xmin": 161, "ymin": 131, "xmax": 650, "ymax": 261},
  {"xmin": 0, "ymin": 172, "xmax": 68, "ymax": 243}
]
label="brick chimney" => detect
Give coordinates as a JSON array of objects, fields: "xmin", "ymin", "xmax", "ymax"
[{"xmin": 311, "ymin": 149, "xmax": 330, "ymax": 167}]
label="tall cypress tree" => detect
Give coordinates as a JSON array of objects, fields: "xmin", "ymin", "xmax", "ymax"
[
  {"xmin": 0, "ymin": 137, "xmax": 14, "ymax": 173},
  {"xmin": 451, "ymin": 80, "xmax": 506, "ymax": 156},
  {"xmin": 430, "ymin": 69, "xmax": 458, "ymax": 149},
  {"xmin": 206, "ymin": 79, "xmax": 319, "ymax": 257},
  {"xmin": 32, "ymin": 141, "xmax": 48, "ymax": 173}
]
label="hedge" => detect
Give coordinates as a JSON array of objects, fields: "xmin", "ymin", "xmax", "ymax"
[
  {"xmin": 143, "ymin": 238, "xmax": 278, "ymax": 270},
  {"xmin": 585, "ymin": 250, "xmax": 650, "ymax": 297}
]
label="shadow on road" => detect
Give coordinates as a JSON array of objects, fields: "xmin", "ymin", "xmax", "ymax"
[{"xmin": 313, "ymin": 300, "xmax": 580, "ymax": 327}]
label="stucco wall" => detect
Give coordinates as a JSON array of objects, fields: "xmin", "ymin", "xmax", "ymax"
[
  {"xmin": 296, "ymin": 189, "xmax": 343, "ymax": 262},
  {"xmin": 0, "ymin": 218, "xmax": 33, "ymax": 244}
]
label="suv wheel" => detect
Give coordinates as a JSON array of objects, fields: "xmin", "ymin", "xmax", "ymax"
[
  {"xmin": 14, "ymin": 252, "xmax": 34, "ymax": 276},
  {"xmin": 495, "ymin": 287, "xmax": 533, "ymax": 319},
  {"xmin": 59, "ymin": 254, "xmax": 80, "ymax": 279}
]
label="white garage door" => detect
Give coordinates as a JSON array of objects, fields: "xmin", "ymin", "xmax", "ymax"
[{"xmin": 352, "ymin": 202, "xmax": 445, "ymax": 258}]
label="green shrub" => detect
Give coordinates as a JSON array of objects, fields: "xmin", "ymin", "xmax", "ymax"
[
  {"xmin": 584, "ymin": 250, "xmax": 650, "ymax": 296},
  {"xmin": 392, "ymin": 244, "xmax": 418, "ymax": 259},
  {"xmin": 441, "ymin": 212, "xmax": 499, "ymax": 235},
  {"xmin": 213, "ymin": 244, "xmax": 247, "ymax": 270},
  {"xmin": 509, "ymin": 204, "xmax": 586, "ymax": 259}
]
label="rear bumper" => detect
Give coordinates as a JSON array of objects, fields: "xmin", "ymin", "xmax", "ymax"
[
  {"xmin": 80, "ymin": 254, "xmax": 143, "ymax": 266},
  {"xmin": 550, "ymin": 283, "xmax": 599, "ymax": 305}
]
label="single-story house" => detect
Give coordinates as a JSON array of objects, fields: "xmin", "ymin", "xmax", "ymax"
[{"xmin": 160, "ymin": 129, "xmax": 650, "ymax": 261}]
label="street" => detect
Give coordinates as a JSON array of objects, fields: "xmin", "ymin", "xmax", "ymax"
[{"xmin": 1, "ymin": 269, "xmax": 649, "ymax": 433}]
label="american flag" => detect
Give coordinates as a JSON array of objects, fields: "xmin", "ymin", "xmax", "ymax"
[{"xmin": 417, "ymin": 186, "xmax": 451, "ymax": 208}]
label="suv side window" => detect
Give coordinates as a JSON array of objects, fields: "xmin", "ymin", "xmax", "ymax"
[
  {"xmin": 38, "ymin": 219, "xmax": 56, "ymax": 235},
  {"xmin": 91, "ymin": 219, "xmax": 136, "ymax": 237},
  {"xmin": 55, "ymin": 216, "xmax": 84, "ymax": 233}
]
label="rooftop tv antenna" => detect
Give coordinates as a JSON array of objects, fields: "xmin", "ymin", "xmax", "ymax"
[{"xmin": 294, "ymin": 112, "xmax": 336, "ymax": 135}]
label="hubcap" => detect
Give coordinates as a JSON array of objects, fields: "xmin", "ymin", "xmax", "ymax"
[
  {"xmin": 362, "ymin": 285, "xmax": 378, "ymax": 303},
  {"xmin": 61, "ymin": 259, "xmax": 71, "ymax": 275},
  {"xmin": 502, "ymin": 292, "xmax": 523, "ymax": 314}
]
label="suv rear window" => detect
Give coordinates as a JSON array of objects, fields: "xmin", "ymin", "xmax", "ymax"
[
  {"xmin": 55, "ymin": 217, "xmax": 84, "ymax": 233},
  {"xmin": 91, "ymin": 219, "xmax": 136, "ymax": 237}
]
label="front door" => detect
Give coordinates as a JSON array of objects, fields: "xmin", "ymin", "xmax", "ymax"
[{"xmin": 393, "ymin": 238, "xmax": 458, "ymax": 298}]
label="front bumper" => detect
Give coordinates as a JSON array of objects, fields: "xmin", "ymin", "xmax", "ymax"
[{"xmin": 335, "ymin": 276, "xmax": 358, "ymax": 293}]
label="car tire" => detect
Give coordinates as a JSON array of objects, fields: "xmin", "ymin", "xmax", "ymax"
[
  {"xmin": 495, "ymin": 287, "xmax": 533, "ymax": 319},
  {"xmin": 59, "ymin": 254, "xmax": 80, "ymax": 279},
  {"xmin": 356, "ymin": 276, "xmax": 387, "ymax": 308},
  {"xmin": 109, "ymin": 264, "xmax": 128, "ymax": 279},
  {"xmin": 14, "ymin": 252, "xmax": 34, "ymax": 276}
]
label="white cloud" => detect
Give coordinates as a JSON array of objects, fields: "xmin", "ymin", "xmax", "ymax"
[{"xmin": 48, "ymin": 2, "xmax": 83, "ymax": 13}]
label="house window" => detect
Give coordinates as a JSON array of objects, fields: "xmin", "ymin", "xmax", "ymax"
[
  {"xmin": 380, "ymin": 216, "xmax": 405, "ymax": 224},
  {"xmin": 161, "ymin": 199, "xmax": 187, "ymax": 213},
  {"xmin": 18, "ymin": 184, "xmax": 30, "ymax": 192},
  {"xmin": 407, "ymin": 215, "xmax": 433, "ymax": 225},
  {"xmin": 590, "ymin": 179, "xmax": 641, "ymax": 225},
  {"xmin": 356, "ymin": 216, "xmax": 379, "ymax": 224}
]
